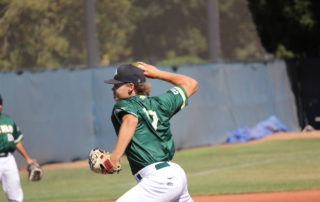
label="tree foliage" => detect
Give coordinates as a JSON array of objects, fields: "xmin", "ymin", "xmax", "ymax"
[
  {"xmin": 0, "ymin": 0, "xmax": 211, "ymax": 70},
  {"xmin": 218, "ymin": 0, "xmax": 268, "ymax": 61},
  {"xmin": 0, "ymin": 0, "xmax": 135, "ymax": 70},
  {"xmin": 248, "ymin": 0, "xmax": 320, "ymax": 58},
  {"xmin": 0, "ymin": 0, "xmax": 85, "ymax": 70},
  {"xmin": 96, "ymin": 0, "xmax": 135, "ymax": 65},
  {"xmin": 127, "ymin": 0, "xmax": 208, "ymax": 64},
  {"xmin": 2, "ymin": 0, "xmax": 315, "ymax": 70}
]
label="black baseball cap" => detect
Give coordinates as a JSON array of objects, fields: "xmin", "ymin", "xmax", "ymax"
[{"xmin": 104, "ymin": 64, "xmax": 146, "ymax": 84}]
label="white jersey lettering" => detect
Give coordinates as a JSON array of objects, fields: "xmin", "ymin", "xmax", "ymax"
[{"xmin": 0, "ymin": 125, "xmax": 13, "ymax": 133}]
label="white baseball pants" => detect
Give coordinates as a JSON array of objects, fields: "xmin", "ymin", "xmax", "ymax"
[
  {"xmin": 116, "ymin": 162, "xmax": 193, "ymax": 202},
  {"xmin": 0, "ymin": 153, "xmax": 23, "ymax": 202}
]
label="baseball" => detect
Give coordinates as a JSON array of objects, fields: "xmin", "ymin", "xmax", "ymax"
[{"xmin": 132, "ymin": 62, "xmax": 144, "ymax": 68}]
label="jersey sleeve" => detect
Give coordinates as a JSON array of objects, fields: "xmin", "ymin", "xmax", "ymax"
[
  {"xmin": 0, "ymin": 116, "xmax": 23, "ymax": 152},
  {"xmin": 156, "ymin": 85, "xmax": 189, "ymax": 118},
  {"xmin": 112, "ymin": 100, "xmax": 138, "ymax": 123},
  {"xmin": 13, "ymin": 123, "xmax": 23, "ymax": 144}
]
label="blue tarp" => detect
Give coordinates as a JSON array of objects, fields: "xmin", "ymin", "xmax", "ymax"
[{"xmin": 227, "ymin": 116, "xmax": 288, "ymax": 143}]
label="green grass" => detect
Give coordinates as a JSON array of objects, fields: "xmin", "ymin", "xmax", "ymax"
[
  {"xmin": 184, "ymin": 138, "xmax": 320, "ymax": 195},
  {"xmin": 1, "ymin": 138, "xmax": 320, "ymax": 201}
]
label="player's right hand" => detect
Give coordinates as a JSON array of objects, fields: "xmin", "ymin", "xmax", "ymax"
[{"xmin": 134, "ymin": 62, "xmax": 161, "ymax": 79}]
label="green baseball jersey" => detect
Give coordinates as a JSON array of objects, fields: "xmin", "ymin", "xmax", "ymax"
[
  {"xmin": 0, "ymin": 113, "xmax": 23, "ymax": 153},
  {"xmin": 111, "ymin": 85, "xmax": 188, "ymax": 174}
]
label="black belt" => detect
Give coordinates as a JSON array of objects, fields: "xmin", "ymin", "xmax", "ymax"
[
  {"xmin": 136, "ymin": 162, "xmax": 170, "ymax": 181},
  {"xmin": 0, "ymin": 152, "xmax": 9, "ymax": 157}
]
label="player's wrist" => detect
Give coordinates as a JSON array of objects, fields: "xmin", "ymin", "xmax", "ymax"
[
  {"xmin": 110, "ymin": 153, "xmax": 121, "ymax": 164},
  {"xmin": 26, "ymin": 158, "xmax": 34, "ymax": 164},
  {"xmin": 153, "ymin": 69, "xmax": 169, "ymax": 80},
  {"xmin": 88, "ymin": 148, "xmax": 122, "ymax": 174}
]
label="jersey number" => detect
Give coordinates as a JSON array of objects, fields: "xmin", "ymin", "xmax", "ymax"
[
  {"xmin": 143, "ymin": 108, "xmax": 159, "ymax": 130},
  {"xmin": 7, "ymin": 134, "xmax": 14, "ymax": 142}
]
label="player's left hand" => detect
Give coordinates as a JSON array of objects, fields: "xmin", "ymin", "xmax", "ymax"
[{"xmin": 27, "ymin": 160, "xmax": 43, "ymax": 181}]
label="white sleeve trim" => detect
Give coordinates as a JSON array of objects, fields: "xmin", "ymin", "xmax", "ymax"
[
  {"xmin": 14, "ymin": 134, "xmax": 23, "ymax": 144},
  {"xmin": 173, "ymin": 86, "xmax": 187, "ymax": 109}
]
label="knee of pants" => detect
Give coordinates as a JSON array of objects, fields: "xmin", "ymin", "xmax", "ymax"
[{"xmin": 6, "ymin": 189, "xmax": 23, "ymax": 202}]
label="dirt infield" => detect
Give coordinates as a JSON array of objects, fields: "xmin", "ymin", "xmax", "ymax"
[
  {"xmin": 44, "ymin": 130, "xmax": 320, "ymax": 202},
  {"xmin": 252, "ymin": 130, "xmax": 320, "ymax": 141},
  {"xmin": 220, "ymin": 130, "xmax": 320, "ymax": 146},
  {"xmin": 191, "ymin": 189, "xmax": 320, "ymax": 202},
  {"xmin": 92, "ymin": 189, "xmax": 320, "ymax": 202}
]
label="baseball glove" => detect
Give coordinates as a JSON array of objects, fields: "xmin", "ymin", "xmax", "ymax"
[
  {"xmin": 27, "ymin": 161, "xmax": 43, "ymax": 181},
  {"xmin": 88, "ymin": 148, "xmax": 121, "ymax": 174}
]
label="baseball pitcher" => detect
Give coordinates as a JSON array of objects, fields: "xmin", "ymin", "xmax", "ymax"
[{"xmin": 88, "ymin": 62, "xmax": 198, "ymax": 201}]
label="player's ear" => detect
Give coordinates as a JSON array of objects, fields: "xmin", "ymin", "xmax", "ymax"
[
  {"xmin": 126, "ymin": 83, "xmax": 135, "ymax": 90},
  {"xmin": 127, "ymin": 83, "xmax": 135, "ymax": 95}
]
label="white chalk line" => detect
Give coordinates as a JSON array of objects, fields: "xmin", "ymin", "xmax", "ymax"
[{"xmin": 189, "ymin": 151, "xmax": 315, "ymax": 177}]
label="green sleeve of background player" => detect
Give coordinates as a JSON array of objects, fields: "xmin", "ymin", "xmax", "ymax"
[{"xmin": 12, "ymin": 123, "xmax": 23, "ymax": 143}]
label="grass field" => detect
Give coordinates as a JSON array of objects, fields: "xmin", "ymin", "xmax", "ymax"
[{"xmin": 1, "ymin": 137, "xmax": 320, "ymax": 202}]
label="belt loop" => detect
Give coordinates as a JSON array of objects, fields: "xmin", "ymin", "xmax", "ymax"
[
  {"xmin": 0, "ymin": 152, "xmax": 8, "ymax": 157},
  {"xmin": 155, "ymin": 162, "xmax": 170, "ymax": 170},
  {"xmin": 137, "ymin": 174, "xmax": 142, "ymax": 181}
]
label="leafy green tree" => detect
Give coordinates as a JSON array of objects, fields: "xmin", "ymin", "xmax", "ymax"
[
  {"xmin": 248, "ymin": 0, "xmax": 320, "ymax": 58},
  {"xmin": 0, "ymin": 0, "xmax": 85, "ymax": 70},
  {"xmin": 96, "ymin": 0, "xmax": 135, "ymax": 65},
  {"xmin": 128, "ymin": 0, "xmax": 269, "ymax": 64},
  {"xmin": 0, "ymin": 0, "xmax": 134, "ymax": 70},
  {"xmin": 127, "ymin": 0, "xmax": 208, "ymax": 65},
  {"xmin": 0, "ymin": 0, "xmax": 290, "ymax": 70},
  {"xmin": 218, "ymin": 0, "xmax": 269, "ymax": 61}
]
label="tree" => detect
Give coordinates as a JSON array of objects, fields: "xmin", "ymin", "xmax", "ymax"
[
  {"xmin": 248, "ymin": 0, "xmax": 320, "ymax": 58},
  {"xmin": 0, "ymin": 0, "xmax": 134, "ymax": 70},
  {"xmin": 0, "ymin": 0, "xmax": 284, "ymax": 70},
  {"xmin": 128, "ymin": 0, "xmax": 269, "ymax": 64},
  {"xmin": 127, "ymin": 0, "xmax": 208, "ymax": 65},
  {"xmin": 0, "ymin": 0, "xmax": 85, "ymax": 70}
]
